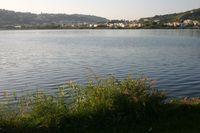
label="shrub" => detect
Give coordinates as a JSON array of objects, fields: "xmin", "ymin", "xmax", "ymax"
[{"xmin": 4, "ymin": 75, "xmax": 198, "ymax": 132}]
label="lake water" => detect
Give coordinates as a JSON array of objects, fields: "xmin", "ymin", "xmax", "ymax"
[{"xmin": 0, "ymin": 29, "xmax": 200, "ymax": 97}]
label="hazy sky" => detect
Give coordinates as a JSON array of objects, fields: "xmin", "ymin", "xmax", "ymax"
[{"xmin": 0, "ymin": 0, "xmax": 200, "ymax": 19}]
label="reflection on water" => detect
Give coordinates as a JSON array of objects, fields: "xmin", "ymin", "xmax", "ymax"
[{"xmin": 0, "ymin": 29, "xmax": 200, "ymax": 97}]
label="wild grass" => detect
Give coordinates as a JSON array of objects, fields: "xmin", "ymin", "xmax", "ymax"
[{"xmin": 0, "ymin": 75, "xmax": 199, "ymax": 133}]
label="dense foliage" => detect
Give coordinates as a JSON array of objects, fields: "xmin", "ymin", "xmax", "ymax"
[{"xmin": 0, "ymin": 76, "xmax": 199, "ymax": 133}]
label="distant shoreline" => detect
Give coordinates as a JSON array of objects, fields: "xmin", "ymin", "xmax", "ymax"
[
  {"xmin": 1, "ymin": 8, "xmax": 199, "ymax": 31},
  {"xmin": 0, "ymin": 27, "xmax": 199, "ymax": 30}
]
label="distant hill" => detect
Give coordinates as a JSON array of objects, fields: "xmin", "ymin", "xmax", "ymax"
[
  {"xmin": 1, "ymin": 8, "xmax": 199, "ymax": 29},
  {"xmin": 140, "ymin": 8, "xmax": 200, "ymax": 23},
  {"xmin": 0, "ymin": 9, "xmax": 108, "ymax": 27}
]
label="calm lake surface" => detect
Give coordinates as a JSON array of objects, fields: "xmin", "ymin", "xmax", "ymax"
[{"xmin": 0, "ymin": 29, "xmax": 200, "ymax": 97}]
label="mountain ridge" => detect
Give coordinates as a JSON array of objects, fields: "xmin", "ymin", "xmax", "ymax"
[
  {"xmin": 139, "ymin": 8, "xmax": 200, "ymax": 22},
  {"xmin": 0, "ymin": 9, "xmax": 108, "ymax": 27},
  {"xmin": 0, "ymin": 8, "xmax": 199, "ymax": 29}
]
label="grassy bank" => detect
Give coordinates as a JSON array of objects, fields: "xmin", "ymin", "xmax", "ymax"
[{"xmin": 0, "ymin": 75, "xmax": 199, "ymax": 133}]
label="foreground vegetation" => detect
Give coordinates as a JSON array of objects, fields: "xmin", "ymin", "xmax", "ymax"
[{"xmin": 0, "ymin": 75, "xmax": 199, "ymax": 133}]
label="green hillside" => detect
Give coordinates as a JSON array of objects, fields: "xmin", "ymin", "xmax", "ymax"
[
  {"xmin": 140, "ymin": 8, "xmax": 200, "ymax": 23},
  {"xmin": 0, "ymin": 9, "xmax": 108, "ymax": 27}
]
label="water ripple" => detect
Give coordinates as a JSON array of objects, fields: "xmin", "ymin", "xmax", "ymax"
[{"xmin": 0, "ymin": 29, "xmax": 200, "ymax": 98}]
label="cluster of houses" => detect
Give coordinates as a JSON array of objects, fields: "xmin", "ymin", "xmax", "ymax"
[
  {"xmin": 81, "ymin": 19, "xmax": 200, "ymax": 29},
  {"xmin": 3, "ymin": 19, "xmax": 200, "ymax": 29},
  {"xmin": 164, "ymin": 19, "xmax": 199, "ymax": 28},
  {"xmin": 106, "ymin": 20, "xmax": 142, "ymax": 28},
  {"xmin": 60, "ymin": 20, "xmax": 143, "ymax": 29}
]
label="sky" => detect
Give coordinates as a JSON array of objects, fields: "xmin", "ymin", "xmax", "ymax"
[{"xmin": 0, "ymin": 0, "xmax": 200, "ymax": 20}]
